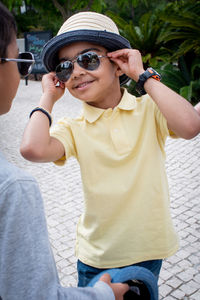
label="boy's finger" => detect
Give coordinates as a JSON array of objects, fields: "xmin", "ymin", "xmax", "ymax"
[
  {"xmin": 107, "ymin": 49, "xmax": 131, "ymax": 59},
  {"xmin": 99, "ymin": 273, "xmax": 129, "ymax": 294}
]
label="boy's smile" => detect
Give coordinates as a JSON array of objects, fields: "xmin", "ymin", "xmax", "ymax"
[
  {"xmin": 58, "ymin": 41, "xmax": 123, "ymax": 109},
  {"xmin": 73, "ymin": 79, "xmax": 95, "ymax": 90}
]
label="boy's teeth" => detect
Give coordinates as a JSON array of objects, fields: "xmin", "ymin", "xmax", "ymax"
[
  {"xmin": 79, "ymin": 82, "xmax": 87, "ymax": 87},
  {"xmin": 77, "ymin": 81, "xmax": 92, "ymax": 88}
]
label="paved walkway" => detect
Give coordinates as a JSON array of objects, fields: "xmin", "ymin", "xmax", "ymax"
[{"xmin": 0, "ymin": 80, "xmax": 199, "ymax": 299}]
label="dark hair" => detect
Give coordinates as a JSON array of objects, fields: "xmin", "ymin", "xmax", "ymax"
[{"xmin": 0, "ymin": 2, "xmax": 17, "ymax": 58}]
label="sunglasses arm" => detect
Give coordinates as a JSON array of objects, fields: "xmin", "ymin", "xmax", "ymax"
[{"xmin": 1, "ymin": 58, "xmax": 35, "ymax": 63}]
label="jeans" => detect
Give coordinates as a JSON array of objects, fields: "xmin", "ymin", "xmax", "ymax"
[{"xmin": 77, "ymin": 259, "xmax": 163, "ymax": 287}]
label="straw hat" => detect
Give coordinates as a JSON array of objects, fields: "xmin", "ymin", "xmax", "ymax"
[{"xmin": 42, "ymin": 11, "xmax": 131, "ymax": 85}]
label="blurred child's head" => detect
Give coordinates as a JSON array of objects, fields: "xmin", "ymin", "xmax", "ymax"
[
  {"xmin": 0, "ymin": 2, "xmax": 17, "ymax": 58},
  {"xmin": 0, "ymin": 2, "xmax": 20, "ymax": 115}
]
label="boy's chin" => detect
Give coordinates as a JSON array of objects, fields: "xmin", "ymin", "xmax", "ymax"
[{"xmin": 70, "ymin": 91, "xmax": 95, "ymax": 104}]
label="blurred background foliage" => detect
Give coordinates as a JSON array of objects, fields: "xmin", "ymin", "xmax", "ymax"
[{"xmin": 2, "ymin": 0, "xmax": 200, "ymax": 104}]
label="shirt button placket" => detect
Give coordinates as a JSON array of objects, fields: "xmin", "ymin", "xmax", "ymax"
[{"xmin": 110, "ymin": 111, "xmax": 131, "ymax": 155}]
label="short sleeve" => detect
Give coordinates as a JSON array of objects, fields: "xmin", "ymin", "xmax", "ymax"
[
  {"xmin": 153, "ymin": 98, "xmax": 178, "ymax": 140},
  {"xmin": 50, "ymin": 117, "xmax": 77, "ymax": 166},
  {"xmin": 142, "ymin": 95, "xmax": 178, "ymax": 154}
]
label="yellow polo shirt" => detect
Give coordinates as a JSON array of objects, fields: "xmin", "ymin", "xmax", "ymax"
[{"xmin": 50, "ymin": 88, "xmax": 179, "ymax": 268}]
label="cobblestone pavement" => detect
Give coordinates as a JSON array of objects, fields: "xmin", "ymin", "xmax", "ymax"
[{"xmin": 0, "ymin": 80, "xmax": 199, "ymax": 299}]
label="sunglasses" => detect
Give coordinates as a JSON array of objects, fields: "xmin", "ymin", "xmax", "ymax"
[
  {"xmin": 0, "ymin": 52, "xmax": 35, "ymax": 77},
  {"xmin": 55, "ymin": 51, "xmax": 107, "ymax": 83}
]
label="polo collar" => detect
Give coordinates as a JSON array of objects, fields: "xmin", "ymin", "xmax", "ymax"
[{"xmin": 83, "ymin": 88, "xmax": 137, "ymax": 123}]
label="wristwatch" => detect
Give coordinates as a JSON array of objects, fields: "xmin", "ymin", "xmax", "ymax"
[{"xmin": 136, "ymin": 67, "xmax": 161, "ymax": 95}]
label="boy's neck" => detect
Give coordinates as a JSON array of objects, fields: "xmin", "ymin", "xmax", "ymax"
[{"xmin": 86, "ymin": 88, "xmax": 123, "ymax": 110}]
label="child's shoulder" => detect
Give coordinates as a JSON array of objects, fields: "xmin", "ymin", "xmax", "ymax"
[
  {"xmin": 0, "ymin": 152, "xmax": 36, "ymax": 192},
  {"xmin": 53, "ymin": 114, "xmax": 85, "ymax": 128},
  {"xmin": 125, "ymin": 89, "xmax": 156, "ymax": 111}
]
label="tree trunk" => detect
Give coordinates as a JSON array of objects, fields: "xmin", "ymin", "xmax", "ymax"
[{"xmin": 51, "ymin": 0, "xmax": 68, "ymax": 20}]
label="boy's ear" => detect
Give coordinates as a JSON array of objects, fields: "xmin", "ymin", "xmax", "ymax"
[{"xmin": 115, "ymin": 65, "xmax": 124, "ymax": 77}]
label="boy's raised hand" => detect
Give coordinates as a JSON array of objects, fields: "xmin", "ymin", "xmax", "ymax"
[
  {"xmin": 42, "ymin": 72, "xmax": 65, "ymax": 104},
  {"xmin": 108, "ymin": 51, "xmax": 200, "ymax": 139},
  {"xmin": 99, "ymin": 273, "xmax": 129, "ymax": 300},
  {"xmin": 107, "ymin": 49, "xmax": 144, "ymax": 82}
]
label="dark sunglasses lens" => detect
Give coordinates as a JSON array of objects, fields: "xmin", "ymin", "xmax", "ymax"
[
  {"xmin": 56, "ymin": 61, "xmax": 73, "ymax": 82},
  {"xmin": 77, "ymin": 52, "xmax": 100, "ymax": 70},
  {"xmin": 18, "ymin": 53, "xmax": 33, "ymax": 76}
]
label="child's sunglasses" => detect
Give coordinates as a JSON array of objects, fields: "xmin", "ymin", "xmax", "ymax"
[
  {"xmin": 0, "ymin": 52, "xmax": 35, "ymax": 77},
  {"xmin": 55, "ymin": 51, "xmax": 107, "ymax": 83}
]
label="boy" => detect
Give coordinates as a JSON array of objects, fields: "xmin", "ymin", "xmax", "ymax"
[
  {"xmin": 0, "ymin": 3, "xmax": 129, "ymax": 299},
  {"xmin": 20, "ymin": 11, "xmax": 200, "ymax": 289}
]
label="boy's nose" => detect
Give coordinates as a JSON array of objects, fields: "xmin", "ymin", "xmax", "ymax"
[{"xmin": 71, "ymin": 61, "xmax": 86, "ymax": 79}]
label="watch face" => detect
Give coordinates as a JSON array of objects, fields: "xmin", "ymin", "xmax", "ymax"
[
  {"xmin": 136, "ymin": 68, "xmax": 161, "ymax": 95},
  {"xmin": 147, "ymin": 68, "xmax": 161, "ymax": 81}
]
